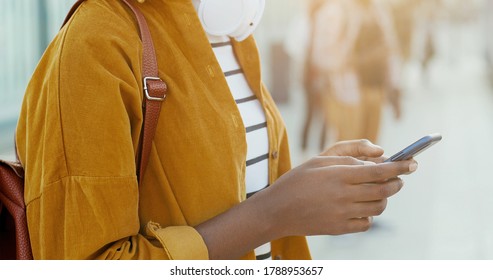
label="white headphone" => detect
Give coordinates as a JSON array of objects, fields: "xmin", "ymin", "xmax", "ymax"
[{"xmin": 194, "ymin": 0, "xmax": 265, "ymax": 42}]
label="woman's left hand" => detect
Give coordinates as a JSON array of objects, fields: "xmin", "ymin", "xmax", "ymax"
[{"xmin": 320, "ymin": 139, "xmax": 386, "ymax": 163}]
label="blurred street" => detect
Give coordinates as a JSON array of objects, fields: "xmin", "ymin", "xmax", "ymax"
[{"xmin": 279, "ymin": 17, "xmax": 493, "ymax": 259}]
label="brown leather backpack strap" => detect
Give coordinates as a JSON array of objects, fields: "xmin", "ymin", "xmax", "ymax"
[
  {"xmin": 62, "ymin": 0, "xmax": 167, "ymax": 184},
  {"xmin": 120, "ymin": 0, "xmax": 167, "ymax": 183}
]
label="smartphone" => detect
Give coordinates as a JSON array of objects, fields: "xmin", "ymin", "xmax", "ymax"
[{"xmin": 384, "ymin": 133, "xmax": 442, "ymax": 162}]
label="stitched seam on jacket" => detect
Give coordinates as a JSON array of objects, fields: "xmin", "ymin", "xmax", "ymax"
[
  {"xmin": 53, "ymin": 1, "xmax": 138, "ymax": 184},
  {"xmin": 52, "ymin": 1, "xmax": 137, "ymax": 189},
  {"xmin": 55, "ymin": 2, "xmax": 88, "ymax": 181}
]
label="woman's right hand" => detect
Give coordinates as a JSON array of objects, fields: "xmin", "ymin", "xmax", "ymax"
[
  {"xmin": 195, "ymin": 141, "xmax": 417, "ymax": 259},
  {"xmin": 261, "ymin": 155, "xmax": 417, "ymax": 237}
]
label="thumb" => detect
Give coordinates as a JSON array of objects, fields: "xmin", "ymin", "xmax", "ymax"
[{"xmin": 321, "ymin": 139, "xmax": 384, "ymax": 159}]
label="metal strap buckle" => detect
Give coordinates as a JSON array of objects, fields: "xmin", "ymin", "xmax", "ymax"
[{"xmin": 143, "ymin": 77, "xmax": 166, "ymax": 101}]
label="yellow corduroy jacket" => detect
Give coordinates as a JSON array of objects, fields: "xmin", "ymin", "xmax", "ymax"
[{"xmin": 16, "ymin": 0, "xmax": 311, "ymax": 260}]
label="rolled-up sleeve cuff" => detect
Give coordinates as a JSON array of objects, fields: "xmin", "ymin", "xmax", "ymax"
[{"xmin": 145, "ymin": 221, "xmax": 209, "ymax": 260}]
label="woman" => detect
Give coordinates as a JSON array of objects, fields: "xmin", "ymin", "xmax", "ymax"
[
  {"xmin": 311, "ymin": 0, "xmax": 402, "ymax": 143},
  {"xmin": 16, "ymin": 0, "xmax": 416, "ymax": 260},
  {"xmin": 300, "ymin": 0, "xmax": 331, "ymax": 153},
  {"xmin": 484, "ymin": 0, "xmax": 493, "ymax": 85}
]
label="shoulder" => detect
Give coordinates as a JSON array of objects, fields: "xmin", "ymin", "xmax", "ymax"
[
  {"xmin": 63, "ymin": 0, "xmax": 136, "ymax": 36},
  {"xmin": 59, "ymin": 0, "xmax": 141, "ymax": 63}
]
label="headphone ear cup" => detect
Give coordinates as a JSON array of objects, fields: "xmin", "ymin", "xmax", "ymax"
[
  {"xmin": 230, "ymin": 0, "xmax": 265, "ymax": 41},
  {"xmin": 198, "ymin": 0, "xmax": 247, "ymax": 36}
]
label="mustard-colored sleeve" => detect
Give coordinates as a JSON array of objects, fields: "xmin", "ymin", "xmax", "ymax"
[{"xmin": 16, "ymin": 2, "xmax": 208, "ymax": 260}]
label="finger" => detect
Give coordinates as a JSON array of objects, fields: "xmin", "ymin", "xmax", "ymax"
[
  {"xmin": 403, "ymin": 158, "xmax": 418, "ymax": 175},
  {"xmin": 344, "ymin": 217, "xmax": 373, "ymax": 234},
  {"xmin": 349, "ymin": 178, "xmax": 404, "ymax": 202},
  {"xmin": 363, "ymin": 160, "xmax": 377, "ymax": 166},
  {"xmin": 342, "ymin": 159, "xmax": 417, "ymax": 184},
  {"xmin": 358, "ymin": 155, "xmax": 386, "ymax": 164},
  {"xmin": 309, "ymin": 155, "xmax": 365, "ymax": 168},
  {"xmin": 350, "ymin": 200, "xmax": 388, "ymax": 218},
  {"xmin": 321, "ymin": 139, "xmax": 384, "ymax": 158},
  {"xmin": 381, "ymin": 157, "xmax": 418, "ymax": 171},
  {"xmin": 354, "ymin": 139, "xmax": 384, "ymax": 158}
]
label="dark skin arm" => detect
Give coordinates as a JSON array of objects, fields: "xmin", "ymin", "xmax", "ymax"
[{"xmin": 196, "ymin": 140, "xmax": 417, "ymax": 259}]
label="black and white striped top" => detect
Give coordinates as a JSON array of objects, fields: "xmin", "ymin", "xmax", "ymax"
[{"xmin": 209, "ymin": 35, "xmax": 271, "ymax": 260}]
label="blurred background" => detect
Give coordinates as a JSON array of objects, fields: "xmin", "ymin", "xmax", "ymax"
[{"xmin": 1, "ymin": 0, "xmax": 493, "ymax": 259}]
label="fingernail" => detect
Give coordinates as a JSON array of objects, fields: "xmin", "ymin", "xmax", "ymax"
[{"xmin": 409, "ymin": 162, "xmax": 418, "ymax": 172}]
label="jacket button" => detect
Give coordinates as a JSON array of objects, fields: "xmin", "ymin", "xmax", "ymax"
[{"xmin": 271, "ymin": 151, "xmax": 279, "ymax": 159}]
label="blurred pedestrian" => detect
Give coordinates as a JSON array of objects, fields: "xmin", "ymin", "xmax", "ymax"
[
  {"xmin": 414, "ymin": 0, "xmax": 440, "ymax": 85},
  {"xmin": 285, "ymin": 0, "xmax": 330, "ymax": 153},
  {"xmin": 388, "ymin": 0, "xmax": 421, "ymax": 63},
  {"xmin": 484, "ymin": 0, "xmax": 493, "ymax": 85},
  {"xmin": 313, "ymin": 0, "xmax": 402, "ymax": 144},
  {"xmin": 302, "ymin": 0, "xmax": 330, "ymax": 151}
]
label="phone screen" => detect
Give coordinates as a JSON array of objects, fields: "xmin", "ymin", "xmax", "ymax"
[{"xmin": 384, "ymin": 134, "xmax": 442, "ymax": 162}]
